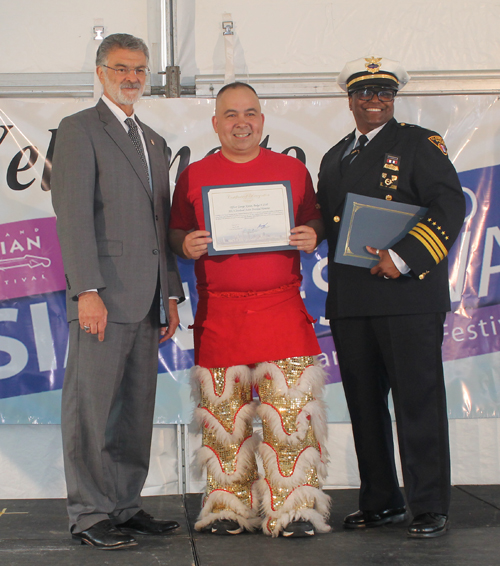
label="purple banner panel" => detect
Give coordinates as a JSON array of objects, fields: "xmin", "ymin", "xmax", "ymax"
[
  {"xmin": 317, "ymin": 333, "xmax": 342, "ymax": 385},
  {"xmin": 0, "ymin": 217, "xmax": 66, "ymax": 301},
  {"xmin": 443, "ymin": 303, "xmax": 500, "ymax": 362}
]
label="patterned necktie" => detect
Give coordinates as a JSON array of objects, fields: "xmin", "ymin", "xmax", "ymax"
[
  {"xmin": 125, "ymin": 117, "xmax": 150, "ymax": 183},
  {"xmin": 341, "ymin": 134, "xmax": 368, "ymax": 174}
]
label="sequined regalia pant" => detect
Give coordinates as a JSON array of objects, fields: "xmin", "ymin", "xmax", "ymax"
[{"xmin": 192, "ymin": 356, "xmax": 331, "ymax": 536}]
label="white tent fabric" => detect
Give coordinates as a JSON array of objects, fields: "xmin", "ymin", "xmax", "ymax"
[{"xmin": 1, "ymin": 0, "xmax": 500, "ymax": 500}]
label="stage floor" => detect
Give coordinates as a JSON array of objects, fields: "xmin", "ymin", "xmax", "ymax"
[{"xmin": 1, "ymin": 486, "xmax": 500, "ymax": 565}]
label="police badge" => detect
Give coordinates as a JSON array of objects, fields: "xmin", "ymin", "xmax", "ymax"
[{"xmin": 365, "ymin": 57, "xmax": 382, "ymax": 74}]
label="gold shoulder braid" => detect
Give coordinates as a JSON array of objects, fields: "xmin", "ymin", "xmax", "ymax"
[{"xmin": 408, "ymin": 216, "xmax": 449, "ymax": 264}]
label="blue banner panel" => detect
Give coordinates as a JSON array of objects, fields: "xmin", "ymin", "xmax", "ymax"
[
  {"xmin": 1, "ymin": 96, "xmax": 500, "ymax": 423},
  {"xmin": 0, "ymin": 291, "xmax": 67, "ymax": 399}
]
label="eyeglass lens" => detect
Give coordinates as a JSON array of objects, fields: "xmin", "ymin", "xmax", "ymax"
[
  {"xmin": 105, "ymin": 65, "xmax": 148, "ymax": 76},
  {"xmin": 354, "ymin": 89, "xmax": 396, "ymax": 102}
]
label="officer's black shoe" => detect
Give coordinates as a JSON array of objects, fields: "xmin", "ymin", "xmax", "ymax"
[
  {"xmin": 344, "ymin": 507, "xmax": 407, "ymax": 529},
  {"xmin": 407, "ymin": 513, "xmax": 449, "ymax": 538}
]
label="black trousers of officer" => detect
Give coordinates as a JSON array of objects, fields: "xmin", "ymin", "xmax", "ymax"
[{"xmin": 330, "ymin": 312, "xmax": 450, "ymax": 517}]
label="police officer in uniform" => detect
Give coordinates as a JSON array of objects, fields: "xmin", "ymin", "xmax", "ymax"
[{"xmin": 317, "ymin": 57, "xmax": 466, "ymax": 537}]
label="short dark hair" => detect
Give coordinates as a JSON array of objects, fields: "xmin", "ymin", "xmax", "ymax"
[
  {"xmin": 216, "ymin": 81, "xmax": 258, "ymax": 100},
  {"xmin": 96, "ymin": 33, "xmax": 149, "ymax": 67}
]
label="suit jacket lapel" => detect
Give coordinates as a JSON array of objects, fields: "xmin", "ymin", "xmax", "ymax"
[
  {"xmin": 96, "ymin": 99, "xmax": 152, "ymax": 200},
  {"xmin": 342, "ymin": 118, "xmax": 399, "ymax": 193},
  {"xmin": 325, "ymin": 131, "xmax": 355, "ymax": 216},
  {"xmin": 137, "ymin": 117, "xmax": 166, "ymax": 201}
]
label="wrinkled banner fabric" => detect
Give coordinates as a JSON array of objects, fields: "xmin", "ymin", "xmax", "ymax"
[{"xmin": 0, "ymin": 95, "xmax": 498, "ymax": 423}]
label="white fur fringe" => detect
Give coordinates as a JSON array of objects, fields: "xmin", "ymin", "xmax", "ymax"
[
  {"xmin": 194, "ymin": 433, "xmax": 260, "ymax": 485},
  {"xmin": 194, "ymin": 400, "xmax": 258, "ymax": 444},
  {"xmin": 191, "ymin": 365, "xmax": 252, "ymax": 405},
  {"xmin": 257, "ymin": 399, "xmax": 328, "ymax": 449},
  {"xmin": 259, "ymin": 480, "xmax": 331, "ymax": 537},
  {"xmin": 194, "ymin": 481, "xmax": 262, "ymax": 532},
  {"xmin": 259, "ymin": 441, "xmax": 327, "ymax": 489},
  {"xmin": 252, "ymin": 359, "xmax": 326, "ymax": 399}
]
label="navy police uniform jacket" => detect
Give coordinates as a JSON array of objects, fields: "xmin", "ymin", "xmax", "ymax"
[{"xmin": 317, "ymin": 118, "xmax": 466, "ymax": 319}]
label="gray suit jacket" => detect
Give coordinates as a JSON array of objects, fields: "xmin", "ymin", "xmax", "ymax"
[{"xmin": 51, "ymin": 99, "xmax": 183, "ymax": 323}]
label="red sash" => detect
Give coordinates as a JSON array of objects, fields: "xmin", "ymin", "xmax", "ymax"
[{"xmin": 192, "ymin": 284, "xmax": 320, "ymax": 368}]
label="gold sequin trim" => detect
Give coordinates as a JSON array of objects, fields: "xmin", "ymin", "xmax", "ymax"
[
  {"xmin": 258, "ymin": 357, "xmax": 315, "ymax": 436},
  {"xmin": 206, "ymin": 470, "xmax": 259, "ymax": 511},
  {"xmin": 265, "ymin": 475, "xmax": 318, "ymax": 512},
  {"xmin": 270, "ymin": 357, "xmax": 315, "ymax": 389},
  {"xmin": 262, "ymin": 427, "xmax": 319, "ymax": 477},
  {"xmin": 209, "ymin": 367, "xmax": 227, "ymax": 397},
  {"xmin": 201, "ymin": 380, "xmax": 252, "ymax": 434},
  {"xmin": 259, "ymin": 385, "xmax": 313, "ymax": 436},
  {"xmin": 267, "ymin": 518, "xmax": 277, "ymax": 532},
  {"xmin": 203, "ymin": 425, "xmax": 254, "ymax": 475}
]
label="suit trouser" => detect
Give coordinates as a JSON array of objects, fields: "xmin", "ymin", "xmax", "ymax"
[
  {"xmin": 330, "ymin": 312, "xmax": 450, "ymax": 517},
  {"xmin": 61, "ymin": 296, "xmax": 160, "ymax": 533}
]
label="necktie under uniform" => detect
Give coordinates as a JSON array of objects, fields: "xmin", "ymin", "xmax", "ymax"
[
  {"xmin": 341, "ymin": 134, "xmax": 368, "ymax": 174},
  {"xmin": 125, "ymin": 117, "xmax": 150, "ymax": 184}
]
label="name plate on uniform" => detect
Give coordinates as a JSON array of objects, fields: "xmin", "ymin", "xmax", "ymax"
[
  {"xmin": 202, "ymin": 181, "xmax": 295, "ymax": 256},
  {"xmin": 334, "ymin": 193, "xmax": 428, "ymax": 268}
]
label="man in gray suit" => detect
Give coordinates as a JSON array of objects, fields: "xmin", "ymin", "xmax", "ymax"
[{"xmin": 51, "ymin": 33, "xmax": 184, "ymax": 550}]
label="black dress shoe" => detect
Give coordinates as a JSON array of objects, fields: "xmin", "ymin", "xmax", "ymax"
[
  {"xmin": 116, "ymin": 510, "xmax": 180, "ymax": 535},
  {"xmin": 344, "ymin": 507, "xmax": 407, "ymax": 529},
  {"xmin": 72, "ymin": 519, "xmax": 137, "ymax": 549},
  {"xmin": 282, "ymin": 520, "xmax": 315, "ymax": 537},
  {"xmin": 407, "ymin": 512, "xmax": 449, "ymax": 538}
]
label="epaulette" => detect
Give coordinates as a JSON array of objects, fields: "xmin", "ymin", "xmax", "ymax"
[
  {"xmin": 335, "ymin": 134, "xmax": 352, "ymax": 147},
  {"xmin": 397, "ymin": 122, "xmax": 417, "ymax": 128}
]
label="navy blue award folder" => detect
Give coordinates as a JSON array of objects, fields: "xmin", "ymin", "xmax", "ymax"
[{"xmin": 334, "ymin": 193, "xmax": 428, "ymax": 268}]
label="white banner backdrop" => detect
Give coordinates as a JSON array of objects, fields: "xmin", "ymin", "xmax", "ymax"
[{"xmin": 0, "ymin": 95, "xmax": 499, "ymax": 424}]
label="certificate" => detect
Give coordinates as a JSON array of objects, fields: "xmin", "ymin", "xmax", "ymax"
[
  {"xmin": 202, "ymin": 181, "xmax": 295, "ymax": 255},
  {"xmin": 334, "ymin": 193, "xmax": 428, "ymax": 268}
]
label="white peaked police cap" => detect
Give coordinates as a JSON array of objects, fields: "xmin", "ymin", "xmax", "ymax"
[{"xmin": 337, "ymin": 56, "xmax": 410, "ymax": 93}]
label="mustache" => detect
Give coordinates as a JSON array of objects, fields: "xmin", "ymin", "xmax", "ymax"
[{"xmin": 120, "ymin": 81, "xmax": 141, "ymax": 90}]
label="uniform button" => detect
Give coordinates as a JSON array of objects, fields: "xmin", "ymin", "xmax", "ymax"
[
  {"xmin": 155, "ymin": 215, "xmax": 159, "ymax": 221},
  {"xmin": 153, "ymin": 249, "xmax": 159, "ymax": 255},
  {"xmin": 385, "ymin": 194, "xmax": 393, "ymax": 201},
  {"xmin": 333, "ymin": 215, "xmax": 340, "ymax": 223}
]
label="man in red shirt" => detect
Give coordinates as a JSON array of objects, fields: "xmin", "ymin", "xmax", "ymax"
[{"xmin": 169, "ymin": 82, "xmax": 330, "ymax": 537}]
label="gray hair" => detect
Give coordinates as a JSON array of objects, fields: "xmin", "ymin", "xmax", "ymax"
[{"xmin": 96, "ymin": 33, "xmax": 149, "ymax": 67}]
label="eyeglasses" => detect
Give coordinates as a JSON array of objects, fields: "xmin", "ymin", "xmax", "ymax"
[
  {"xmin": 102, "ymin": 65, "xmax": 150, "ymax": 78},
  {"xmin": 352, "ymin": 89, "xmax": 397, "ymax": 102}
]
